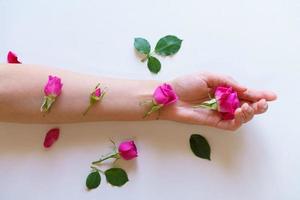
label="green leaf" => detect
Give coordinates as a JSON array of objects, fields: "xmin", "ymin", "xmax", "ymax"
[
  {"xmin": 147, "ymin": 56, "xmax": 161, "ymax": 73},
  {"xmin": 155, "ymin": 35, "xmax": 182, "ymax": 56},
  {"xmin": 134, "ymin": 37, "xmax": 151, "ymax": 55},
  {"xmin": 86, "ymin": 171, "xmax": 101, "ymax": 189},
  {"xmin": 189, "ymin": 134, "xmax": 211, "ymax": 160},
  {"xmin": 105, "ymin": 168, "xmax": 129, "ymax": 187}
]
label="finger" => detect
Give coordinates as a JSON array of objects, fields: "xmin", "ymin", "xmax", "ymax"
[
  {"xmin": 249, "ymin": 99, "xmax": 268, "ymax": 114},
  {"xmin": 215, "ymin": 103, "xmax": 254, "ymax": 130},
  {"xmin": 240, "ymin": 103, "xmax": 254, "ymax": 122},
  {"xmin": 202, "ymin": 72, "xmax": 247, "ymax": 92},
  {"xmin": 239, "ymin": 89, "xmax": 277, "ymax": 102}
]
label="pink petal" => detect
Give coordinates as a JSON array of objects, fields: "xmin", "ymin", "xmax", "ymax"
[
  {"xmin": 7, "ymin": 51, "xmax": 21, "ymax": 64},
  {"xmin": 43, "ymin": 128, "xmax": 60, "ymax": 148}
]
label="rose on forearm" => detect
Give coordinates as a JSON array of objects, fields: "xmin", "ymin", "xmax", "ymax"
[
  {"xmin": 40, "ymin": 75, "xmax": 63, "ymax": 112},
  {"xmin": 83, "ymin": 83, "xmax": 106, "ymax": 115}
]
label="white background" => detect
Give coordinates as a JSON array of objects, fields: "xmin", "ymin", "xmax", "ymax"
[{"xmin": 1, "ymin": 0, "xmax": 300, "ymax": 199}]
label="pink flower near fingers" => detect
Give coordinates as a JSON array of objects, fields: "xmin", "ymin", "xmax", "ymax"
[
  {"xmin": 144, "ymin": 83, "xmax": 178, "ymax": 117},
  {"xmin": 215, "ymin": 86, "xmax": 240, "ymax": 119},
  {"xmin": 41, "ymin": 75, "xmax": 63, "ymax": 112},
  {"xmin": 195, "ymin": 86, "xmax": 240, "ymax": 120},
  {"xmin": 7, "ymin": 51, "xmax": 21, "ymax": 64}
]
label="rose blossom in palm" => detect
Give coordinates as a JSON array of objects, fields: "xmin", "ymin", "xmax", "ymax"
[
  {"xmin": 195, "ymin": 86, "xmax": 240, "ymax": 120},
  {"xmin": 215, "ymin": 86, "xmax": 240, "ymax": 120}
]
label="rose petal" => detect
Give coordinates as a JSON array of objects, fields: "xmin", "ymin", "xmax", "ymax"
[
  {"xmin": 43, "ymin": 128, "xmax": 60, "ymax": 148},
  {"xmin": 7, "ymin": 51, "xmax": 21, "ymax": 64}
]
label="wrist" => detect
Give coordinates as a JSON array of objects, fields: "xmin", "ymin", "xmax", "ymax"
[{"xmin": 137, "ymin": 80, "xmax": 162, "ymax": 120}]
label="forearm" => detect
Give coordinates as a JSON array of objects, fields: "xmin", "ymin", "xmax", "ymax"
[{"xmin": 0, "ymin": 64, "xmax": 162, "ymax": 123}]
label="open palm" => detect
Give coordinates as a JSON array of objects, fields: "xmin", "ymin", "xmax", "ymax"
[{"xmin": 162, "ymin": 72, "xmax": 277, "ymax": 130}]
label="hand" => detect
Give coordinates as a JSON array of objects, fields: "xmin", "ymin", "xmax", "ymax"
[{"xmin": 162, "ymin": 72, "xmax": 277, "ymax": 130}]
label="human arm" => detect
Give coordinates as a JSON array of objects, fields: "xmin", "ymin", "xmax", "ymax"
[{"xmin": 0, "ymin": 64, "xmax": 276, "ymax": 130}]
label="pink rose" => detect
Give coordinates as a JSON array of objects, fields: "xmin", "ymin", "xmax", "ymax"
[
  {"xmin": 118, "ymin": 140, "xmax": 138, "ymax": 160},
  {"xmin": 7, "ymin": 51, "xmax": 21, "ymax": 64},
  {"xmin": 41, "ymin": 75, "xmax": 63, "ymax": 112},
  {"xmin": 44, "ymin": 75, "xmax": 63, "ymax": 97},
  {"xmin": 153, "ymin": 83, "xmax": 178, "ymax": 105},
  {"xmin": 144, "ymin": 83, "xmax": 178, "ymax": 117},
  {"xmin": 215, "ymin": 86, "xmax": 240, "ymax": 120}
]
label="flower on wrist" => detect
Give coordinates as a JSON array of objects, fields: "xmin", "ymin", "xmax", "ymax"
[
  {"xmin": 195, "ymin": 86, "xmax": 240, "ymax": 120},
  {"xmin": 143, "ymin": 83, "xmax": 178, "ymax": 118},
  {"xmin": 83, "ymin": 83, "xmax": 106, "ymax": 115},
  {"xmin": 40, "ymin": 75, "xmax": 63, "ymax": 112}
]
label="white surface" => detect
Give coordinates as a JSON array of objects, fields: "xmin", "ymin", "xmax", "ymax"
[{"xmin": 1, "ymin": 0, "xmax": 300, "ymax": 199}]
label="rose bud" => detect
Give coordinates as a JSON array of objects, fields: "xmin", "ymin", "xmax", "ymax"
[
  {"xmin": 83, "ymin": 83, "xmax": 105, "ymax": 116},
  {"xmin": 40, "ymin": 75, "xmax": 63, "ymax": 112}
]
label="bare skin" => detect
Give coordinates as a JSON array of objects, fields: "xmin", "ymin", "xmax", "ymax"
[{"xmin": 0, "ymin": 64, "xmax": 276, "ymax": 130}]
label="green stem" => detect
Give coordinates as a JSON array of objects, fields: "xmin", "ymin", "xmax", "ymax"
[
  {"xmin": 83, "ymin": 104, "xmax": 92, "ymax": 116},
  {"xmin": 90, "ymin": 166, "xmax": 104, "ymax": 174},
  {"xmin": 141, "ymin": 53, "xmax": 152, "ymax": 62},
  {"xmin": 91, "ymin": 153, "xmax": 119, "ymax": 165},
  {"xmin": 141, "ymin": 57, "xmax": 147, "ymax": 62}
]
